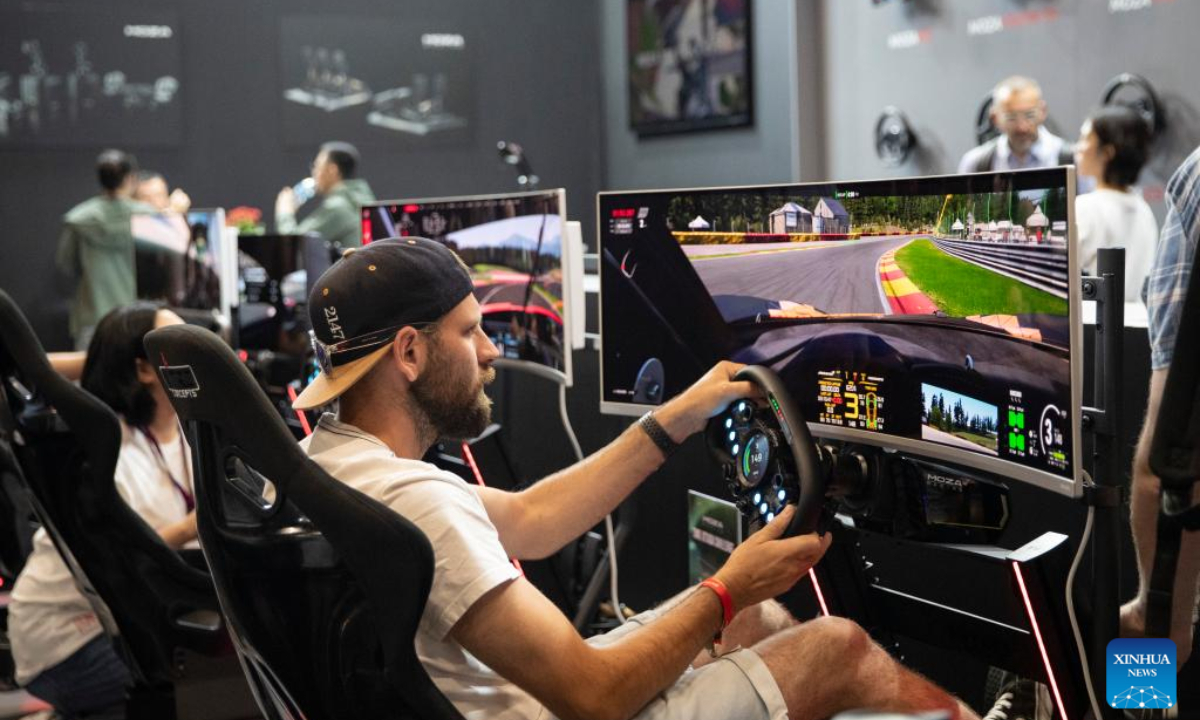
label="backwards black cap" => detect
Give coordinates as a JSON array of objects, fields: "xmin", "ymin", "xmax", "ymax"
[{"xmin": 293, "ymin": 237, "xmax": 474, "ymax": 410}]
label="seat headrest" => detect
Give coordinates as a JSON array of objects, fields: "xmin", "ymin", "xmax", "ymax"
[
  {"xmin": 143, "ymin": 324, "xmax": 306, "ymax": 486},
  {"xmin": 0, "ymin": 290, "xmax": 120, "ymax": 458}
]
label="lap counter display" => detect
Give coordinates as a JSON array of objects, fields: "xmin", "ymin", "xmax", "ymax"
[{"xmin": 818, "ymin": 370, "xmax": 884, "ymax": 431}]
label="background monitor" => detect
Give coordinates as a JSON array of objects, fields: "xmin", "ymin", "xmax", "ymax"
[
  {"xmin": 598, "ymin": 169, "xmax": 1082, "ymax": 496},
  {"xmin": 362, "ymin": 189, "xmax": 575, "ymax": 386},
  {"xmin": 132, "ymin": 210, "xmax": 225, "ymax": 315},
  {"xmin": 233, "ymin": 234, "xmax": 331, "ymax": 352}
]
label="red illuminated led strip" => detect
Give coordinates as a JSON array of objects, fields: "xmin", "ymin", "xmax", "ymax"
[
  {"xmin": 1012, "ymin": 561, "xmax": 1069, "ymax": 720},
  {"xmin": 462, "ymin": 442, "xmax": 523, "ymax": 574},
  {"xmin": 809, "ymin": 569, "xmax": 830, "ymax": 617},
  {"xmin": 479, "ymin": 302, "xmax": 563, "ymax": 324},
  {"xmin": 285, "ymin": 385, "xmax": 313, "ymax": 437}
]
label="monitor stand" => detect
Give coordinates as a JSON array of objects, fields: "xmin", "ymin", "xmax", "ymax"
[{"xmin": 1079, "ymin": 247, "xmax": 1128, "ymax": 720}]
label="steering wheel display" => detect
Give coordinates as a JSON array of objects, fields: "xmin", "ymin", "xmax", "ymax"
[{"xmin": 707, "ymin": 365, "xmax": 827, "ymax": 537}]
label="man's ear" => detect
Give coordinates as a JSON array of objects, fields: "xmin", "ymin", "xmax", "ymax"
[
  {"xmin": 391, "ymin": 327, "xmax": 426, "ymax": 384},
  {"xmin": 134, "ymin": 357, "xmax": 157, "ymax": 385}
]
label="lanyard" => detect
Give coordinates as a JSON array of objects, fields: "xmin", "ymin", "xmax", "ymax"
[{"xmin": 138, "ymin": 426, "xmax": 195, "ymax": 513}]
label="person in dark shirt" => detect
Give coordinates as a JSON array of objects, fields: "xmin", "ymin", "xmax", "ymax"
[{"xmin": 958, "ymin": 76, "xmax": 1072, "ymax": 174}]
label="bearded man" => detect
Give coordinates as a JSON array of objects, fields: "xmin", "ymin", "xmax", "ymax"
[{"xmin": 291, "ymin": 237, "xmax": 983, "ymax": 720}]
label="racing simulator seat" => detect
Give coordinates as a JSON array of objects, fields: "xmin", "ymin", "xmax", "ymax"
[
  {"xmin": 0, "ymin": 290, "xmax": 256, "ymax": 720},
  {"xmin": 0, "ymin": 440, "xmax": 35, "ymax": 581},
  {"xmin": 145, "ymin": 322, "xmax": 465, "ymax": 720}
]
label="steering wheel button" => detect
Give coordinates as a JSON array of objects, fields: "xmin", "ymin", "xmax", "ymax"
[
  {"xmin": 759, "ymin": 502, "xmax": 769, "ymax": 515},
  {"xmin": 778, "ymin": 489, "xmax": 787, "ymax": 501}
]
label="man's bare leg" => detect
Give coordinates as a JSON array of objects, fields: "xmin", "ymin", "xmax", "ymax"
[
  {"xmin": 1121, "ymin": 370, "xmax": 1200, "ymax": 664},
  {"xmin": 693, "ymin": 600, "xmax": 799, "ymax": 667},
  {"xmin": 755, "ymin": 616, "xmax": 979, "ymax": 720}
]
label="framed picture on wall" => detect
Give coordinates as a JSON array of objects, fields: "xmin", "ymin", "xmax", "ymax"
[{"xmin": 627, "ymin": 0, "xmax": 753, "ymax": 137}]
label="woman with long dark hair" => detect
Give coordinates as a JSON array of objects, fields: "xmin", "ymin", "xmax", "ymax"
[{"xmin": 8, "ymin": 302, "xmax": 197, "ymax": 718}]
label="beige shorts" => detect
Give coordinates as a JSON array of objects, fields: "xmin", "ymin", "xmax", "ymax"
[{"xmin": 574, "ymin": 606, "xmax": 789, "ymax": 720}]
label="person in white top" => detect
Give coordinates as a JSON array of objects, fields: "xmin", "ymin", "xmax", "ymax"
[
  {"xmin": 1073, "ymin": 105, "xmax": 1159, "ymax": 303},
  {"xmin": 8, "ymin": 302, "xmax": 197, "ymax": 719},
  {"xmin": 291, "ymin": 238, "xmax": 983, "ymax": 720}
]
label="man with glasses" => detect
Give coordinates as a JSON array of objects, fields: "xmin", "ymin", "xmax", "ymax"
[
  {"xmin": 958, "ymin": 76, "xmax": 1073, "ymax": 174},
  {"xmin": 274, "ymin": 140, "xmax": 376, "ymax": 252}
]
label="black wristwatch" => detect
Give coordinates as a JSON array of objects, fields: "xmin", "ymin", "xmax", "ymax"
[{"xmin": 638, "ymin": 411, "xmax": 680, "ymax": 458}]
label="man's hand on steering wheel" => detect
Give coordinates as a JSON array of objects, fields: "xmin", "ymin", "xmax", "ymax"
[
  {"xmin": 714, "ymin": 505, "xmax": 833, "ymax": 612},
  {"xmin": 654, "ymin": 361, "xmax": 762, "ymax": 442}
]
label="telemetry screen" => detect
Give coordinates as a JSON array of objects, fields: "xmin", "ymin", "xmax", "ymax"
[{"xmin": 818, "ymin": 370, "xmax": 885, "ymax": 432}]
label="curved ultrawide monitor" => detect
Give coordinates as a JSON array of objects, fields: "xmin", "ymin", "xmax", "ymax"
[
  {"xmin": 598, "ymin": 169, "xmax": 1082, "ymax": 497},
  {"xmin": 361, "ymin": 189, "xmax": 573, "ymax": 386}
]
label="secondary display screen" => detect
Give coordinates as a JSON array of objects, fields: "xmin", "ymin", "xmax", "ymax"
[
  {"xmin": 362, "ymin": 190, "xmax": 571, "ymax": 384},
  {"xmin": 234, "ymin": 234, "xmax": 331, "ymax": 352},
  {"xmin": 132, "ymin": 210, "xmax": 224, "ymax": 312},
  {"xmin": 599, "ymin": 169, "xmax": 1080, "ymax": 494}
]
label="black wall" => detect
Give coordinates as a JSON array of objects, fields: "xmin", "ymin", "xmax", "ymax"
[{"xmin": 0, "ymin": 0, "xmax": 605, "ymax": 350}]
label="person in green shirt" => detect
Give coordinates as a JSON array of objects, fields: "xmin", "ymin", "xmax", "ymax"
[
  {"xmin": 56, "ymin": 150, "xmax": 157, "ymax": 350},
  {"xmin": 274, "ymin": 141, "xmax": 376, "ymax": 252}
]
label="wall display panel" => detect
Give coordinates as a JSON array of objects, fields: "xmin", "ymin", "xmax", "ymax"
[
  {"xmin": 627, "ymin": 0, "xmax": 753, "ymax": 137},
  {"xmin": 0, "ymin": 7, "xmax": 182, "ymax": 147},
  {"xmin": 279, "ymin": 15, "xmax": 473, "ymax": 148}
]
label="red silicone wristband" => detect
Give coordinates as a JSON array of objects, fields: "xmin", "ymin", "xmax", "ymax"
[{"xmin": 700, "ymin": 577, "xmax": 735, "ymax": 631}]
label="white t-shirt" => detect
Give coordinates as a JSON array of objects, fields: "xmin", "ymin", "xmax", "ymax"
[
  {"xmin": 8, "ymin": 421, "xmax": 194, "ymax": 685},
  {"xmin": 301, "ymin": 415, "xmax": 540, "ymax": 720},
  {"xmin": 1075, "ymin": 188, "xmax": 1159, "ymax": 304}
]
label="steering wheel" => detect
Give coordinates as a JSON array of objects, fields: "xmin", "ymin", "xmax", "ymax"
[
  {"xmin": 1101, "ymin": 72, "xmax": 1166, "ymax": 138},
  {"xmin": 706, "ymin": 365, "xmax": 828, "ymax": 537},
  {"xmin": 974, "ymin": 93, "xmax": 1000, "ymax": 147},
  {"xmin": 875, "ymin": 106, "xmax": 918, "ymax": 168}
]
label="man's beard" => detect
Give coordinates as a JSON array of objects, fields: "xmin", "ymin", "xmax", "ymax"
[{"xmin": 410, "ymin": 342, "xmax": 496, "ymax": 442}]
